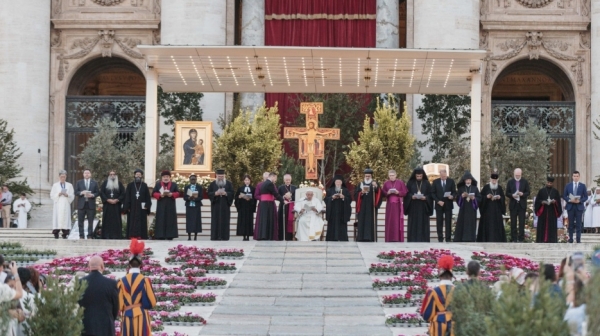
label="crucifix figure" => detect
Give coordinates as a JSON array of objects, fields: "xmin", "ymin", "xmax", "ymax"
[{"xmin": 284, "ymin": 102, "xmax": 340, "ymax": 180}]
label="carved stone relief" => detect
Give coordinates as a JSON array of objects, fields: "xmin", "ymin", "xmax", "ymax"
[
  {"xmin": 153, "ymin": 0, "xmax": 161, "ymax": 14},
  {"xmin": 579, "ymin": 32, "xmax": 590, "ymax": 49},
  {"xmin": 91, "ymin": 0, "xmax": 125, "ymax": 5},
  {"xmin": 152, "ymin": 30, "xmax": 161, "ymax": 45},
  {"xmin": 484, "ymin": 31, "xmax": 585, "ymax": 86},
  {"xmin": 57, "ymin": 30, "xmax": 144, "ymax": 80},
  {"xmin": 515, "ymin": 0, "xmax": 553, "ymax": 8},
  {"xmin": 480, "ymin": 31, "xmax": 489, "ymax": 49},
  {"xmin": 52, "ymin": 0, "xmax": 62, "ymax": 15},
  {"xmin": 581, "ymin": 0, "xmax": 590, "ymax": 17},
  {"xmin": 51, "ymin": 30, "xmax": 62, "ymax": 48}
]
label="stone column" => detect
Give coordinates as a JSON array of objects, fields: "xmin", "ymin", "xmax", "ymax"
[
  {"xmin": 411, "ymin": 0, "xmax": 480, "ymax": 163},
  {"xmin": 240, "ymin": 0, "xmax": 265, "ymax": 113},
  {"xmin": 0, "ymin": 1, "xmax": 50, "ymax": 213},
  {"xmin": 161, "ymin": 0, "xmax": 227, "ymax": 132},
  {"xmin": 145, "ymin": 70, "xmax": 158, "ymax": 186},
  {"xmin": 591, "ymin": 0, "xmax": 600, "ymax": 181},
  {"xmin": 376, "ymin": 0, "xmax": 399, "ymax": 49},
  {"xmin": 470, "ymin": 71, "xmax": 482, "ymax": 184}
]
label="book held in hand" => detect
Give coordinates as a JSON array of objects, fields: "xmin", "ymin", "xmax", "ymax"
[
  {"xmin": 468, "ymin": 193, "xmax": 475, "ymax": 198},
  {"xmin": 443, "ymin": 191, "xmax": 452, "ymax": 198},
  {"xmin": 569, "ymin": 193, "xmax": 581, "ymax": 201},
  {"xmin": 362, "ymin": 186, "xmax": 370, "ymax": 193}
]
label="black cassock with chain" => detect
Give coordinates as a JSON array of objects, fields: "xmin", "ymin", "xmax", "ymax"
[
  {"xmin": 477, "ymin": 184, "xmax": 506, "ymax": 242},
  {"xmin": 123, "ymin": 181, "xmax": 151, "ymax": 239}
]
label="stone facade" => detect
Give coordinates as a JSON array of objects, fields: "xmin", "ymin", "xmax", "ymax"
[{"xmin": 480, "ymin": 0, "xmax": 591, "ymax": 181}]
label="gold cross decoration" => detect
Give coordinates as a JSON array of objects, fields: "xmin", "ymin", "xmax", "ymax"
[{"xmin": 283, "ymin": 102, "xmax": 340, "ymax": 180}]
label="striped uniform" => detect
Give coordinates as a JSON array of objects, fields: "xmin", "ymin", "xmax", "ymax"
[
  {"xmin": 117, "ymin": 272, "xmax": 157, "ymax": 336},
  {"xmin": 420, "ymin": 283, "xmax": 454, "ymax": 336}
]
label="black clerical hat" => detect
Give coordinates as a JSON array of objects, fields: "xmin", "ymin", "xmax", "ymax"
[
  {"xmin": 161, "ymin": 170, "xmax": 171, "ymax": 176},
  {"xmin": 547, "ymin": 176, "xmax": 555, "ymax": 182},
  {"xmin": 491, "ymin": 173, "xmax": 499, "ymax": 179},
  {"xmin": 134, "ymin": 168, "xmax": 144, "ymax": 176},
  {"xmin": 332, "ymin": 175, "xmax": 346, "ymax": 188},
  {"xmin": 363, "ymin": 168, "xmax": 374, "ymax": 175},
  {"xmin": 216, "ymin": 169, "xmax": 226, "ymax": 175}
]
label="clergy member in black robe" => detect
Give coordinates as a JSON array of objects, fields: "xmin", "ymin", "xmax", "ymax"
[
  {"xmin": 207, "ymin": 169, "xmax": 234, "ymax": 241},
  {"xmin": 278, "ymin": 174, "xmax": 297, "ymax": 241},
  {"xmin": 183, "ymin": 174, "xmax": 203, "ymax": 241},
  {"xmin": 354, "ymin": 168, "xmax": 383, "ymax": 242},
  {"xmin": 122, "ymin": 169, "xmax": 151, "ymax": 239},
  {"xmin": 152, "ymin": 170, "xmax": 180, "ymax": 240},
  {"xmin": 534, "ymin": 176, "xmax": 562, "ymax": 243},
  {"xmin": 404, "ymin": 167, "xmax": 434, "ymax": 242},
  {"xmin": 255, "ymin": 172, "xmax": 284, "ymax": 240},
  {"xmin": 100, "ymin": 170, "xmax": 125, "ymax": 239},
  {"xmin": 454, "ymin": 171, "xmax": 481, "ymax": 242},
  {"xmin": 235, "ymin": 174, "xmax": 257, "ymax": 241},
  {"xmin": 325, "ymin": 175, "xmax": 351, "ymax": 241},
  {"xmin": 477, "ymin": 173, "xmax": 506, "ymax": 242}
]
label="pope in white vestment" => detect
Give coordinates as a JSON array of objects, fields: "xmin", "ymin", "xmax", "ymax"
[
  {"xmin": 294, "ymin": 191, "xmax": 324, "ymax": 241},
  {"xmin": 50, "ymin": 171, "xmax": 75, "ymax": 238},
  {"xmin": 12, "ymin": 196, "xmax": 31, "ymax": 229}
]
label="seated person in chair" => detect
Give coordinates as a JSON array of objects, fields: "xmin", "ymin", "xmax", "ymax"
[{"xmin": 294, "ymin": 191, "xmax": 324, "ymax": 241}]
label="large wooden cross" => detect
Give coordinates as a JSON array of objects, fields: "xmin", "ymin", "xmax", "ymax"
[{"xmin": 284, "ymin": 102, "xmax": 340, "ymax": 180}]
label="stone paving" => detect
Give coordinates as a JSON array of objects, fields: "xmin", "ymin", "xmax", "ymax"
[{"xmin": 199, "ymin": 241, "xmax": 393, "ymax": 336}]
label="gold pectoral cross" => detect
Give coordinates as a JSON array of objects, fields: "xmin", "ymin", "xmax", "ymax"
[{"xmin": 283, "ymin": 102, "xmax": 340, "ymax": 180}]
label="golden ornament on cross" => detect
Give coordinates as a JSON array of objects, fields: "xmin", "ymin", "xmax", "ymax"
[{"xmin": 284, "ymin": 102, "xmax": 340, "ymax": 180}]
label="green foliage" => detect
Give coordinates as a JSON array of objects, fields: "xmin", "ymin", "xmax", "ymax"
[
  {"xmin": 0, "ymin": 119, "xmax": 33, "ymax": 196},
  {"xmin": 24, "ymin": 276, "xmax": 87, "ymax": 336},
  {"xmin": 77, "ymin": 118, "xmax": 144, "ymax": 184},
  {"xmin": 213, "ymin": 103, "xmax": 282, "ymax": 189},
  {"xmin": 416, "ymin": 95, "xmax": 471, "ymax": 162},
  {"xmin": 346, "ymin": 97, "xmax": 415, "ymax": 185},
  {"xmin": 443, "ymin": 121, "xmax": 552, "ymax": 190},
  {"xmin": 485, "ymin": 279, "xmax": 568, "ymax": 336},
  {"xmin": 0, "ymin": 301, "xmax": 12, "ymax": 335},
  {"xmin": 586, "ymin": 268, "xmax": 600, "ymax": 335},
  {"xmin": 449, "ymin": 279, "xmax": 496, "ymax": 336},
  {"xmin": 287, "ymin": 93, "xmax": 375, "ymax": 184},
  {"xmin": 277, "ymin": 154, "xmax": 306, "ymax": 186}
]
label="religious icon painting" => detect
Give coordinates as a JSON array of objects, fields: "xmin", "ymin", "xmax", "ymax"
[{"xmin": 174, "ymin": 121, "xmax": 213, "ymax": 173}]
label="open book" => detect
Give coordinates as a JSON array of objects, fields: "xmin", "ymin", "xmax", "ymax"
[
  {"xmin": 187, "ymin": 189, "xmax": 199, "ymax": 197},
  {"xmin": 414, "ymin": 192, "xmax": 425, "ymax": 200},
  {"xmin": 542, "ymin": 197, "xmax": 555, "ymax": 205},
  {"xmin": 160, "ymin": 187, "xmax": 170, "ymax": 196},
  {"xmin": 492, "ymin": 195, "xmax": 501, "ymax": 200},
  {"xmin": 443, "ymin": 191, "xmax": 452, "ymax": 198},
  {"xmin": 569, "ymin": 193, "xmax": 581, "ymax": 201},
  {"xmin": 362, "ymin": 186, "xmax": 370, "ymax": 193}
]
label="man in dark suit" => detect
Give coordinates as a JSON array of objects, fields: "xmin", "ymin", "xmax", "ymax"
[
  {"xmin": 563, "ymin": 170, "xmax": 588, "ymax": 243},
  {"xmin": 505, "ymin": 168, "xmax": 530, "ymax": 242},
  {"xmin": 278, "ymin": 174, "xmax": 297, "ymax": 241},
  {"xmin": 79, "ymin": 256, "xmax": 119, "ymax": 336},
  {"xmin": 431, "ymin": 169, "xmax": 456, "ymax": 242},
  {"xmin": 75, "ymin": 169, "xmax": 100, "ymax": 239}
]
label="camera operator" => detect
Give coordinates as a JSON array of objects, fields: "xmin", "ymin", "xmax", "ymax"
[{"xmin": 0, "ymin": 256, "xmax": 23, "ymax": 302}]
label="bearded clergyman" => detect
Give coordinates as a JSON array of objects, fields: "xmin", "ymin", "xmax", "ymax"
[
  {"xmin": 404, "ymin": 167, "xmax": 434, "ymax": 242},
  {"xmin": 354, "ymin": 168, "xmax": 382, "ymax": 242},
  {"xmin": 123, "ymin": 169, "xmax": 151, "ymax": 239},
  {"xmin": 100, "ymin": 170, "xmax": 125, "ymax": 239},
  {"xmin": 207, "ymin": 169, "xmax": 234, "ymax": 241},
  {"xmin": 294, "ymin": 190, "xmax": 324, "ymax": 241},
  {"xmin": 477, "ymin": 172, "xmax": 506, "ymax": 243}
]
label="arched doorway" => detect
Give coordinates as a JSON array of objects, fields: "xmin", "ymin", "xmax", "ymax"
[
  {"xmin": 491, "ymin": 58, "xmax": 575, "ymax": 190},
  {"xmin": 65, "ymin": 57, "xmax": 146, "ymax": 183}
]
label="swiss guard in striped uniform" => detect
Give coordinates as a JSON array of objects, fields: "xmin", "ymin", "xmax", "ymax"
[
  {"xmin": 420, "ymin": 255, "xmax": 455, "ymax": 336},
  {"xmin": 117, "ymin": 239, "xmax": 157, "ymax": 336}
]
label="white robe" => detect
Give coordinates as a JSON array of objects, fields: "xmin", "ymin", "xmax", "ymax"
[
  {"xmin": 294, "ymin": 198, "xmax": 324, "ymax": 241},
  {"xmin": 584, "ymin": 193, "xmax": 600, "ymax": 228},
  {"xmin": 12, "ymin": 198, "xmax": 31, "ymax": 229},
  {"xmin": 51, "ymin": 182, "xmax": 74, "ymax": 230}
]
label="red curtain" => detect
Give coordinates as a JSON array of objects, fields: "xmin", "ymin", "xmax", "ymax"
[{"xmin": 265, "ymin": 0, "xmax": 376, "ymax": 155}]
